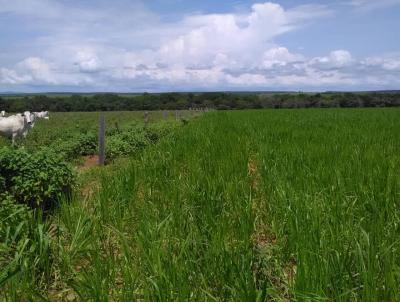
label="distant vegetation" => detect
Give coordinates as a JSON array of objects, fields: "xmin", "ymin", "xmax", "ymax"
[{"xmin": 1, "ymin": 91, "xmax": 399, "ymax": 112}]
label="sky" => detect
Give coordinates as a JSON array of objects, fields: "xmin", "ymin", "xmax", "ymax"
[{"xmin": 0, "ymin": 0, "xmax": 399, "ymax": 92}]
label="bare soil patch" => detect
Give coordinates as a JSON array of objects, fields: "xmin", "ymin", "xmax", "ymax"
[{"xmin": 78, "ymin": 155, "xmax": 100, "ymax": 172}]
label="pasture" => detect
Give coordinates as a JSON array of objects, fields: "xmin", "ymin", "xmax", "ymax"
[
  {"xmin": 0, "ymin": 111, "xmax": 185, "ymax": 162},
  {"xmin": 1, "ymin": 108, "xmax": 400, "ymax": 300}
]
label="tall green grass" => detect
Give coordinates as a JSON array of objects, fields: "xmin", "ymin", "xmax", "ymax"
[{"xmin": 1, "ymin": 108, "xmax": 399, "ymax": 300}]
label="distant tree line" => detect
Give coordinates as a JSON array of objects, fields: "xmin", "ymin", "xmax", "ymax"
[{"xmin": 0, "ymin": 92, "xmax": 399, "ymax": 112}]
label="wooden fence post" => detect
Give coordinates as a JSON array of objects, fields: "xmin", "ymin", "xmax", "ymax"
[
  {"xmin": 144, "ymin": 111, "xmax": 149, "ymax": 127},
  {"xmin": 163, "ymin": 110, "xmax": 168, "ymax": 120},
  {"xmin": 99, "ymin": 112, "xmax": 105, "ymax": 166}
]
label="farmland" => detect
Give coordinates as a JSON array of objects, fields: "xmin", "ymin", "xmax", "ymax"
[
  {"xmin": 1, "ymin": 108, "xmax": 400, "ymax": 300},
  {"xmin": 0, "ymin": 111, "xmax": 184, "ymax": 162}
]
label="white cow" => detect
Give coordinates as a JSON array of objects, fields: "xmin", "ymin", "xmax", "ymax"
[
  {"xmin": 26, "ymin": 111, "xmax": 48, "ymax": 132},
  {"xmin": 34, "ymin": 111, "xmax": 49, "ymax": 120},
  {"xmin": 23, "ymin": 112, "xmax": 37, "ymax": 137},
  {"xmin": 0, "ymin": 111, "xmax": 33, "ymax": 146}
]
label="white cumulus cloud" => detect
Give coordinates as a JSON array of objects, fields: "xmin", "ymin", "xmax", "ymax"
[{"xmin": 0, "ymin": 1, "xmax": 399, "ymax": 91}]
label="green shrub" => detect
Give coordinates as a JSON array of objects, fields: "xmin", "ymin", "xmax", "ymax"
[
  {"xmin": 0, "ymin": 147, "xmax": 75, "ymax": 210},
  {"xmin": 145, "ymin": 121, "xmax": 178, "ymax": 142},
  {"xmin": 76, "ymin": 133, "xmax": 98, "ymax": 155},
  {"xmin": 106, "ymin": 121, "xmax": 178, "ymax": 160},
  {"xmin": 106, "ymin": 130, "xmax": 149, "ymax": 160},
  {"xmin": 106, "ymin": 136, "xmax": 132, "ymax": 159},
  {"xmin": 53, "ymin": 133, "xmax": 98, "ymax": 161}
]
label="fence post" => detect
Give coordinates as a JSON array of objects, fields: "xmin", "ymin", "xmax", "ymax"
[
  {"xmin": 99, "ymin": 112, "xmax": 105, "ymax": 166},
  {"xmin": 163, "ymin": 110, "xmax": 168, "ymax": 120},
  {"xmin": 144, "ymin": 111, "xmax": 149, "ymax": 127}
]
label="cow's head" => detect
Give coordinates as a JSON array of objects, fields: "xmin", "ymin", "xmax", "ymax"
[{"xmin": 23, "ymin": 111, "xmax": 33, "ymax": 124}]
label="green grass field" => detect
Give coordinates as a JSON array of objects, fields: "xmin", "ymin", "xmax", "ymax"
[{"xmin": 1, "ymin": 108, "xmax": 400, "ymax": 300}]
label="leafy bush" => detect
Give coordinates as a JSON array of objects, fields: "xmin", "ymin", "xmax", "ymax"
[
  {"xmin": 106, "ymin": 129, "xmax": 149, "ymax": 160},
  {"xmin": 53, "ymin": 132, "xmax": 97, "ymax": 161},
  {"xmin": 0, "ymin": 147, "xmax": 75, "ymax": 210},
  {"xmin": 106, "ymin": 136, "xmax": 133, "ymax": 159},
  {"xmin": 105, "ymin": 122, "xmax": 178, "ymax": 160},
  {"xmin": 145, "ymin": 122, "xmax": 174, "ymax": 142},
  {"xmin": 73, "ymin": 133, "xmax": 98, "ymax": 155}
]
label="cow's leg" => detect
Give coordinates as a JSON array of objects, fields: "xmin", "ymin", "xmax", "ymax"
[{"xmin": 12, "ymin": 133, "xmax": 16, "ymax": 147}]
